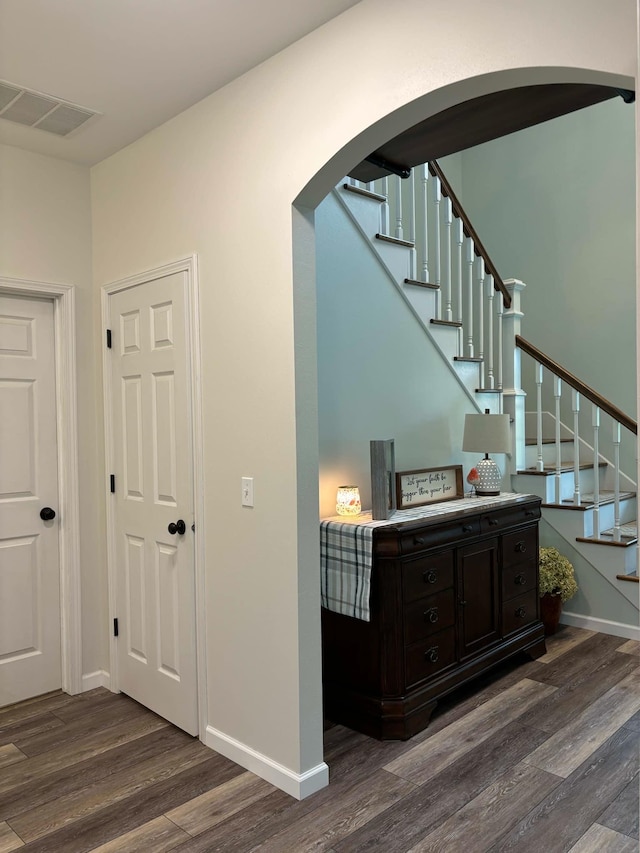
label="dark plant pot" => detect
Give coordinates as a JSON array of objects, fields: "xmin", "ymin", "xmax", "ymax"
[{"xmin": 540, "ymin": 593, "xmax": 562, "ymax": 636}]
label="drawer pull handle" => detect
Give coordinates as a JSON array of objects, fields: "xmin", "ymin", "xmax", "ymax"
[
  {"xmin": 525, "ymin": 510, "xmax": 536, "ymax": 517},
  {"xmin": 414, "ymin": 536, "xmax": 426, "ymax": 545},
  {"xmin": 463, "ymin": 525, "xmax": 473, "ymax": 533},
  {"xmin": 515, "ymin": 606, "xmax": 527, "ymax": 618},
  {"xmin": 424, "ymin": 607, "xmax": 439, "ymax": 623},
  {"xmin": 514, "ymin": 574, "xmax": 527, "ymax": 586},
  {"xmin": 423, "ymin": 570, "xmax": 438, "ymax": 584},
  {"xmin": 515, "ymin": 541, "xmax": 527, "ymax": 553},
  {"xmin": 424, "ymin": 646, "xmax": 439, "ymax": 663},
  {"xmin": 488, "ymin": 518, "xmax": 499, "ymax": 526},
  {"xmin": 458, "ymin": 599, "xmax": 467, "ymax": 607}
]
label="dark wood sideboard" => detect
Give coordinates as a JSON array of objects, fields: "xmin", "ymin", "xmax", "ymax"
[{"xmin": 321, "ymin": 494, "xmax": 546, "ymax": 739}]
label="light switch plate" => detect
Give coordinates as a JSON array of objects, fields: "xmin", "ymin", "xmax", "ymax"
[{"xmin": 241, "ymin": 476, "xmax": 254, "ymax": 507}]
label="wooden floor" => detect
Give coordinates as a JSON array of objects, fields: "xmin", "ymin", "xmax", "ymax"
[{"xmin": 1, "ymin": 627, "xmax": 638, "ymax": 852}]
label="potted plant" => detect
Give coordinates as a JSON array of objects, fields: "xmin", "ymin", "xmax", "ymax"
[{"xmin": 538, "ymin": 546, "xmax": 578, "ymax": 635}]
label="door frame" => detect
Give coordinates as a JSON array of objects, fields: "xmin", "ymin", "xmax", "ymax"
[
  {"xmin": 0, "ymin": 276, "xmax": 82, "ymax": 696},
  {"xmin": 101, "ymin": 255, "xmax": 207, "ymax": 737}
]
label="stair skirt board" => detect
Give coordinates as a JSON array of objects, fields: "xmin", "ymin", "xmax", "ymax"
[{"xmin": 558, "ymin": 611, "xmax": 640, "ymax": 642}]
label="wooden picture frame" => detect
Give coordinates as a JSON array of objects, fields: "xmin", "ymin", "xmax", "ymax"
[{"xmin": 395, "ymin": 465, "xmax": 463, "ymax": 510}]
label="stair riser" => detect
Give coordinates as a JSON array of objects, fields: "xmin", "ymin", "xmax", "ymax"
[
  {"xmin": 514, "ymin": 468, "xmax": 604, "ymax": 503},
  {"xmin": 523, "ymin": 443, "xmax": 588, "ymax": 468},
  {"xmin": 537, "ymin": 497, "xmax": 636, "ymax": 535}
]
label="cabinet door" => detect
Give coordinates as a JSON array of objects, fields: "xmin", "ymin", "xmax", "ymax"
[{"xmin": 457, "ymin": 538, "xmax": 500, "ymax": 658}]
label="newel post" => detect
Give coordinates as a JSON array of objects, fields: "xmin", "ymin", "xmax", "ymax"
[{"xmin": 502, "ymin": 279, "xmax": 526, "ymax": 476}]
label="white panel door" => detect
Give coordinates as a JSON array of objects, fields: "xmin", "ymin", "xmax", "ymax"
[
  {"xmin": 109, "ymin": 272, "xmax": 197, "ymax": 735},
  {"xmin": 0, "ymin": 295, "xmax": 61, "ymax": 707}
]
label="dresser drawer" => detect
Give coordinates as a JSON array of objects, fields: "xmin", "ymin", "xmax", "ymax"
[
  {"xmin": 402, "ymin": 551, "xmax": 454, "ymax": 603},
  {"xmin": 481, "ymin": 502, "xmax": 540, "ymax": 535},
  {"xmin": 502, "ymin": 526, "xmax": 537, "ymax": 568},
  {"xmin": 502, "ymin": 589, "xmax": 538, "ymax": 636},
  {"xmin": 398, "ymin": 516, "xmax": 480, "ymax": 555},
  {"xmin": 404, "ymin": 588, "xmax": 455, "ymax": 645},
  {"xmin": 405, "ymin": 626, "xmax": 456, "ymax": 687},
  {"xmin": 502, "ymin": 559, "xmax": 537, "ymax": 601}
]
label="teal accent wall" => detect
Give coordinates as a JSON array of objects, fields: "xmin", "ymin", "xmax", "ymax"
[{"xmin": 441, "ymin": 97, "xmax": 636, "ymax": 478}]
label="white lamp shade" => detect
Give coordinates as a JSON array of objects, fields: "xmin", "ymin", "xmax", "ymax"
[
  {"xmin": 462, "ymin": 413, "xmax": 511, "ymax": 454},
  {"xmin": 336, "ymin": 485, "xmax": 361, "ymax": 516}
]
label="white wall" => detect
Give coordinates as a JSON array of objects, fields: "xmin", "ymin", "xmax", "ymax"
[
  {"xmin": 90, "ymin": 0, "xmax": 636, "ymax": 794},
  {"xmin": 441, "ymin": 96, "xmax": 636, "ymax": 476},
  {"xmin": 0, "ymin": 144, "xmax": 106, "ymax": 678}
]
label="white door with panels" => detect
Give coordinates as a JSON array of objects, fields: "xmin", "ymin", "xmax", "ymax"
[
  {"xmin": 0, "ymin": 295, "xmax": 61, "ymax": 707},
  {"xmin": 108, "ymin": 272, "xmax": 198, "ymax": 735}
]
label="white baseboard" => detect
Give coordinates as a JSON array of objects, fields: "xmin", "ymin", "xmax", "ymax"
[
  {"xmin": 205, "ymin": 725, "xmax": 329, "ymax": 800},
  {"xmin": 560, "ymin": 611, "xmax": 640, "ymax": 641},
  {"xmin": 81, "ymin": 670, "xmax": 111, "ymax": 692}
]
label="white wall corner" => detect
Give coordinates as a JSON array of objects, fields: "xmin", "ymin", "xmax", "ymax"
[
  {"xmin": 81, "ymin": 670, "xmax": 111, "ymax": 691},
  {"xmin": 205, "ymin": 726, "xmax": 329, "ymax": 800}
]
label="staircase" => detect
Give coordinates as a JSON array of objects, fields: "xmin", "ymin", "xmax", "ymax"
[{"xmin": 334, "ymin": 164, "xmax": 638, "ymax": 634}]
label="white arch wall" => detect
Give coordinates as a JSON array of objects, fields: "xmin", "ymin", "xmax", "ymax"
[{"xmin": 90, "ymin": 0, "xmax": 636, "ymax": 797}]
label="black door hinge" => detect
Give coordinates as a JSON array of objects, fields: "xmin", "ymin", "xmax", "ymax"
[
  {"xmin": 110, "ymin": 474, "xmax": 115, "ymax": 493},
  {"xmin": 113, "ymin": 618, "xmax": 119, "ymax": 637},
  {"xmin": 106, "ymin": 329, "xmax": 112, "ymax": 349}
]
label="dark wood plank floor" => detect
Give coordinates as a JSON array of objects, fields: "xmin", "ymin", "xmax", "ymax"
[{"xmin": 0, "ymin": 627, "xmax": 638, "ymax": 852}]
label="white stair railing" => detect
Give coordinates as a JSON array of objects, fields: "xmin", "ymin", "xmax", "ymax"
[
  {"xmin": 514, "ymin": 334, "xmax": 637, "ymax": 540},
  {"xmin": 341, "ymin": 161, "xmax": 512, "ymax": 403}
]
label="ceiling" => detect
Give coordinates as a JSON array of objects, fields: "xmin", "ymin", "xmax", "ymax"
[{"xmin": 0, "ymin": 0, "xmax": 364, "ymax": 166}]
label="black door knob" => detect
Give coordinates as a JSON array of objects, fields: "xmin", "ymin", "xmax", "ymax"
[
  {"xmin": 168, "ymin": 519, "xmax": 186, "ymax": 535},
  {"xmin": 40, "ymin": 507, "xmax": 56, "ymax": 521}
]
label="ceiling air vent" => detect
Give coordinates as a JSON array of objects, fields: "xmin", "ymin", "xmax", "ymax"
[{"xmin": 0, "ymin": 80, "xmax": 98, "ymax": 136}]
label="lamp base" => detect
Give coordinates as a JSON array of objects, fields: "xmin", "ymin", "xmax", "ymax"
[{"xmin": 475, "ymin": 457, "xmax": 502, "ymax": 496}]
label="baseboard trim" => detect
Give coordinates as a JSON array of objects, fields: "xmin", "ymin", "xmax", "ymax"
[
  {"xmin": 81, "ymin": 670, "xmax": 110, "ymax": 691},
  {"xmin": 560, "ymin": 612, "xmax": 640, "ymax": 641},
  {"xmin": 205, "ymin": 725, "xmax": 329, "ymax": 800}
]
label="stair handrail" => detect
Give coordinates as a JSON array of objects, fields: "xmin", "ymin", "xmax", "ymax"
[
  {"xmin": 516, "ymin": 335, "xmax": 637, "ymax": 434},
  {"xmin": 428, "ymin": 160, "xmax": 511, "ymax": 309}
]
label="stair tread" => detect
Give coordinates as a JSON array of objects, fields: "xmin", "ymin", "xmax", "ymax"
[
  {"xmin": 517, "ymin": 462, "xmax": 608, "ymax": 475},
  {"xmin": 454, "ymin": 356, "xmax": 483, "ymax": 363},
  {"xmin": 524, "ymin": 437, "xmax": 574, "ymax": 445},
  {"xmin": 430, "ymin": 318, "xmax": 462, "ymax": 328},
  {"xmin": 476, "ymin": 388, "xmax": 503, "ymax": 394},
  {"xmin": 404, "ymin": 278, "xmax": 439, "ymax": 290},
  {"xmin": 375, "ymin": 232, "xmax": 415, "ymax": 248},
  {"xmin": 543, "ymin": 491, "xmax": 636, "ymax": 512},
  {"xmin": 616, "ymin": 572, "xmax": 639, "ymax": 582},
  {"xmin": 342, "ymin": 183, "xmax": 387, "ymax": 202}
]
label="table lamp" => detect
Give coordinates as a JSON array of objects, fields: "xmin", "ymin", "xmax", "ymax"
[{"xmin": 462, "ymin": 410, "xmax": 511, "ymax": 495}]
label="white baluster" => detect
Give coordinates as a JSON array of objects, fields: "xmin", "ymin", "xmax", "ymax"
[
  {"xmin": 486, "ymin": 274, "xmax": 495, "ymax": 389},
  {"xmin": 613, "ymin": 421, "xmax": 621, "ymax": 540},
  {"xmin": 592, "ymin": 406, "xmax": 600, "ymax": 538},
  {"xmin": 443, "ymin": 197, "xmax": 453, "ymax": 321},
  {"xmin": 394, "ymin": 175, "xmax": 403, "ymax": 240},
  {"xmin": 421, "ymin": 165, "xmax": 430, "ymax": 283},
  {"xmin": 496, "ymin": 295, "xmax": 504, "ymax": 392},
  {"xmin": 572, "ymin": 390, "xmax": 581, "ymax": 505},
  {"xmin": 408, "ymin": 171, "xmax": 416, "ymax": 279},
  {"xmin": 554, "ymin": 377, "xmax": 562, "ymax": 504},
  {"xmin": 477, "ymin": 257, "xmax": 485, "ymax": 387},
  {"xmin": 455, "ymin": 219, "xmax": 464, "ymax": 356},
  {"xmin": 380, "ymin": 177, "xmax": 389, "ymax": 235},
  {"xmin": 536, "ymin": 363, "xmax": 544, "ymax": 472},
  {"xmin": 433, "ymin": 175, "xmax": 442, "ymax": 319},
  {"xmin": 465, "ymin": 237, "xmax": 475, "ymax": 358}
]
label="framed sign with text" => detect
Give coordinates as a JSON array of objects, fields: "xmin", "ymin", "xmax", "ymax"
[{"xmin": 395, "ymin": 465, "xmax": 463, "ymax": 510}]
